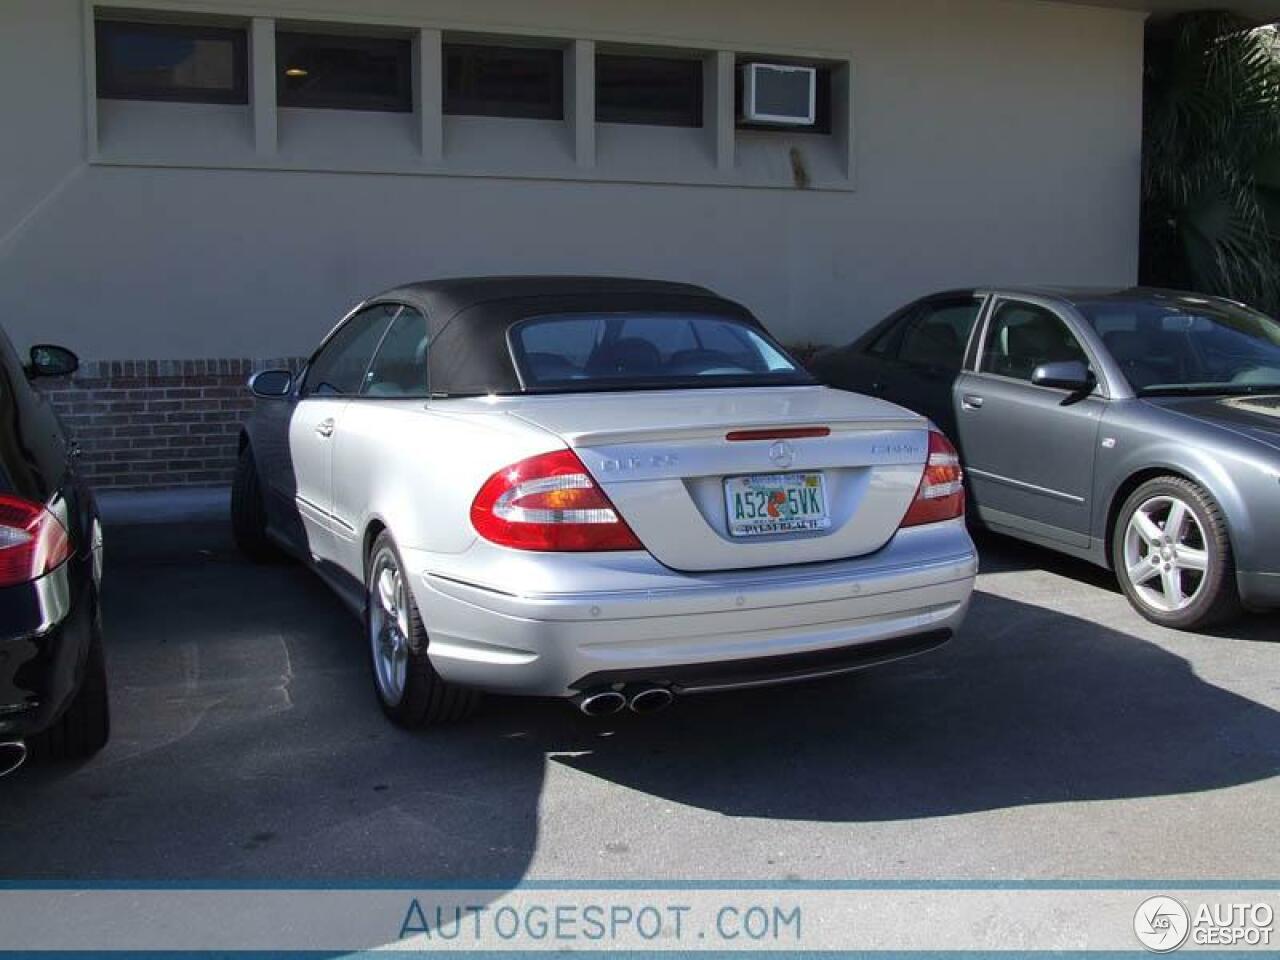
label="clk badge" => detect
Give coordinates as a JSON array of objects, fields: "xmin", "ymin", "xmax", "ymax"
[{"xmin": 768, "ymin": 440, "xmax": 795, "ymax": 468}]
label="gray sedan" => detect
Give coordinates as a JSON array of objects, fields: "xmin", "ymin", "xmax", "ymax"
[{"xmin": 813, "ymin": 287, "xmax": 1280, "ymax": 631}]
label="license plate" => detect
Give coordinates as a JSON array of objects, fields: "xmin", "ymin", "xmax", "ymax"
[{"xmin": 724, "ymin": 472, "xmax": 830, "ymax": 538}]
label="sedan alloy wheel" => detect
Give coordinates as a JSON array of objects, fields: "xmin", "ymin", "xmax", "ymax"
[
  {"xmin": 1113, "ymin": 476, "xmax": 1241, "ymax": 631},
  {"xmin": 1122, "ymin": 495, "xmax": 1209, "ymax": 614}
]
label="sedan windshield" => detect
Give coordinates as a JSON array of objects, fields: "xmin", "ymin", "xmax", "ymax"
[
  {"xmin": 1078, "ymin": 296, "xmax": 1280, "ymax": 396},
  {"xmin": 510, "ymin": 312, "xmax": 813, "ymax": 392}
]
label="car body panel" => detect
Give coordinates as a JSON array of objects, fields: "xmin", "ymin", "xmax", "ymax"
[
  {"xmin": 953, "ymin": 370, "xmax": 1104, "ymax": 546},
  {"xmin": 813, "ymin": 285, "xmax": 1280, "ymax": 610}
]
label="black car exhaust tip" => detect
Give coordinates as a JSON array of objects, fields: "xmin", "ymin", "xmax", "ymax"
[
  {"xmin": 0, "ymin": 742, "xmax": 27, "ymax": 778},
  {"xmin": 628, "ymin": 686, "xmax": 674, "ymax": 715},
  {"xmin": 577, "ymin": 690, "xmax": 627, "ymax": 717}
]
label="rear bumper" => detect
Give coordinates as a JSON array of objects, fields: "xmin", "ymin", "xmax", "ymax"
[
  {"xmin": 0, "ymin": 555, "xmax": 96, "ymax": 740},
  {"xmin": 406, "ymin": 519, "xmax": 977, "ymax": 698}
]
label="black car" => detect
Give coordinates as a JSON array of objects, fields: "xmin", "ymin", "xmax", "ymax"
[{"xmin": 0, "ymin": 332, "xmax": 107, "ymax": 776}]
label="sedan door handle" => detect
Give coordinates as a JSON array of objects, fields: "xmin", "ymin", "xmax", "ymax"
[
  {"xmin": 315, "ymin": 418, "xmax": 335, "ymax": 438},
  {"xmin": 961, "ymin": 394, "xmax": 985, "ymax": 410}
]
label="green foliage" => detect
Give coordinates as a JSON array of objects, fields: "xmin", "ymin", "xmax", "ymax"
[{"xmin": 1141, "ymin": 13, "xmax": 1280, "ymax": 314}]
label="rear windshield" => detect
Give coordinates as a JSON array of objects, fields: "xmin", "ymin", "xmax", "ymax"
[{"xmin": 509, "ymin": 312, "xmax": 812, "ymax": 392}]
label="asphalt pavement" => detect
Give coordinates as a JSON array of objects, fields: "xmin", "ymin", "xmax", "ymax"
[{"xmin": 0, "ymin": 516, "xmax": 1276, "ymax": 883}]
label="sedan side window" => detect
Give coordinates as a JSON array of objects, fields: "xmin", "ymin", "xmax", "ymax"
[
  {"xmin": 981, "ymin": 301, "xmax": 1087, "ymax": 382},
  {"xmin": 301, "ymin": 305, "xmax": 398, "ymax": 397},
  {"xmin": 897, "ymin": 299, "xmax": 982, "ymax": 371},
  {"xmin": 362, "ymin": 307, "xmax": 429, "ymax": 397}
]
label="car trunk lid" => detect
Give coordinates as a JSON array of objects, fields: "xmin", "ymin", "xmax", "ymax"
[{"xmin": 505, "ymin": 386, "xmax": 930, "ymax": 571}]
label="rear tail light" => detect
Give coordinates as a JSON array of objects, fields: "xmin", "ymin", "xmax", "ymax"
[
  {"xmin": 0, "ymin": 495, "xmax": 71, "ymax": 587},
  {"xmin": 899, "ymin": 429, "xmax": 965, "ymax": 528},
  {"xmin": 471, "ymin": 449, "xmax": 643, "ymax": 552}
]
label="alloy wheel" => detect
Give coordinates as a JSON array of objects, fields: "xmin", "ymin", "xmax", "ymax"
[
  {"xmin": 1122, "ymin": 495, "xmax": 1210, "ymax": 614},
  {"xmin": 369, "ymin": 547, "xmax": 410, "ymax": 704}
]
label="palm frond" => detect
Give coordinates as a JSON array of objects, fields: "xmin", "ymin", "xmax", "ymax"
[{"xmin": 1141, "ymin": 13, "xmax": 1280, "ymax": 315}]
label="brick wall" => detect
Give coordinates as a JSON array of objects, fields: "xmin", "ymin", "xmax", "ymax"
[{"xmin": 42, "ymin": 358, "xmax": 304, "ymax": 490}]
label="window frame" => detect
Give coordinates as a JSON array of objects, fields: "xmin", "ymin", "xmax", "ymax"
[
  {"xmin": 299, "ymin": 304, "xmax": 401, "ymax": 399},
  {"xmin": 595, "ymin": 53, "xmax": 704, "ymax": 128},
  {"xmin": 442, "ymin": 42, "xmax": 566, "ymax": 121},
  {"xmin": 95, "ymin": 19, "xmax": 249, "ymax": 105},
  {"xmin": 972, "ymin": 297, "xmax": 1107, "ymax": 394},
  {"xmin": 358, "ymin": 305, "xmax": 432, "ymax": 400},
  {"xmin": 276, "ymin": 31, "xmax": 414, "ymax": 113}
]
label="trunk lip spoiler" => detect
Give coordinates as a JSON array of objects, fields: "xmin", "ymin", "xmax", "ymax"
[{"xmin": 535, "ymin": 418, "xmax": 927, "ymax": 447}]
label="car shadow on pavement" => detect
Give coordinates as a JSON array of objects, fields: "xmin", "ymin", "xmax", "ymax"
[
  {"xmin": 551, "ymin": 584, "xmax": 1280, "ymax": 823},
  {"xmin": 0, "ymin": 521, "xmax": 1275, "ymax": 884},
  {"xmin": 970, "ymin": 527, "xmax": 1119, "ymax": 588},
  {"xmin": 0, "ymin": 521, "xmax": 547, "ymax": 883}
]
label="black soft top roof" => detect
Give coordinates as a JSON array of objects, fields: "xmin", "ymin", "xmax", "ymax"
[{"xmin": 361, "ymin": 276, "xmax": 763, "ymax": 396}]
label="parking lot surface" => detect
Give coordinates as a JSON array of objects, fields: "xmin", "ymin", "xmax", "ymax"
[{"xmin": 0, "ymin": 518, "xmax": 1276, "ymax": 883}]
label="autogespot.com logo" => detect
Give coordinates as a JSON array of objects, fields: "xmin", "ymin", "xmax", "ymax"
[{"xmin": 1134, "ymin": 896, "xmax": 1191, "ymax": 953}]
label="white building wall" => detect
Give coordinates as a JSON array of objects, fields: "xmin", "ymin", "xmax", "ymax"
[{"xmin": 0, "ymin": 0, "xmax": 1146, "ymax": 361}]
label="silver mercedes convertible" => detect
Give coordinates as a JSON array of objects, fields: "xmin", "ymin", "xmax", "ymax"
[{"xmin": 232, "ymin": 277, "xmax": 977, "ymax": 727}]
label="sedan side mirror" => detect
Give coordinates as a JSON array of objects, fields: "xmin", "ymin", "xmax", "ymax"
[
  {"xmin": 1031, "ymin": 360, "xmax": 1094, "ymax": 393},
  {"xmin": 249, "ymin": 369, "xmax": 293, "ymax": 398},
  {"xmin": 27, "ymin": 344, "xmax": 79, "ymax": 379}
]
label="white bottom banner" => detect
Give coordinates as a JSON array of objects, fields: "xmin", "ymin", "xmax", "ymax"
[{"xmin": 0, "ymin": 886, "xmax": 1276, "ymax": 952}]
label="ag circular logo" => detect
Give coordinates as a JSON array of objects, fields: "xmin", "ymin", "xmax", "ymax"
[
  {"xmin": 1134, "ymin": 896, "xmax": 1190, "ymax": 953},
  {"xmin": 768, "ymin": 440, "xmax": 795, "ymax": 468}
]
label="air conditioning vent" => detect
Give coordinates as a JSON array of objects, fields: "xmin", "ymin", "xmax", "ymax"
[{"xmin": 741, "ymin": 62, "xmax": 816, "ymax": 126}]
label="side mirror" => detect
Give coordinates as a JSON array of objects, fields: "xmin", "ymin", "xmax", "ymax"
[
  {"xmin": 1031, "ymin": 360, "xmax": 1094, "ymax": 393},
  {"xmin": 27, "ymin": 344, "xmax": 79, "ymax": 378},
  {"xmin": 248, "ymin": 369, "xmax": 293, "ymax": 399}
]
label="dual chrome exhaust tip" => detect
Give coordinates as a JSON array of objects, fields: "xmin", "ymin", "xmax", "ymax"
[
  {"xmin": 0, "ymin": 741, "xmax": 27, "ymax": 778},
  {"xmin": 577, "ymin": 685, "xmax": 674, "ymax": 717}
]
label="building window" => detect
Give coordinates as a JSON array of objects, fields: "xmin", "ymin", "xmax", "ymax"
[
  {"xmin": 443, "ymin": 43, "xmax": 564, "ymax": 120},
  {"xmin": 736, "ymin": 64, "xmax": 832, "ymax": 134},
  {"xmin": 596, "ymin": 54, "xmax": 702, "ymax": 128},
  {"xmin": 95, "ymin": 20, "xmax": 248, "ymax": 104},
  {"xmin": 277, "ymin": 32, "xmax": 413, "ymax": 112}
]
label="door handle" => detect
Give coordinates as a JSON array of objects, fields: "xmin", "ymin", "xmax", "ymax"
[
  {"xmin": 961, "ymin": 394, "xmax": 985, "ymax": 410},
  {"xmin": 315, "ymin": 418, "xmax": 335, "ymax": 438}
]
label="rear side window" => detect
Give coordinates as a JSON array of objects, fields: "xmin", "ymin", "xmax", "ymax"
[
  {"xmin": 865, "ymin": 298, "xmax": 980, "ymax": 368},
  {"xmin": 897, "ymin": 300, "xmax": 981, "ymax": 370},
  {"xmin": 363, "ymin": 307, "xmax": 429, "ymax": 397},
  {"xmin": 302, "ymin": 305, "xmax": 398, "ymax": 397},
  {"xmin": 511, "ymin": 313, "xmax": 810, "ymax": 391}
]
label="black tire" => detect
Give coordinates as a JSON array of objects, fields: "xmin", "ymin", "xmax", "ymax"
[
  {"xmin": 231, "ymin": 444, "xmax": 277, "ymax": 562},
  {"xmin": 1112, "ymin": 476, "xmax": 1242, "ymax": 631},
  {"xmin": 366, "ymin": 531, "xmax": 479, "ymax": 728},
  {"xmin": 29, "ymin": 597, "xmax": 110, "ymax": 762}
]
